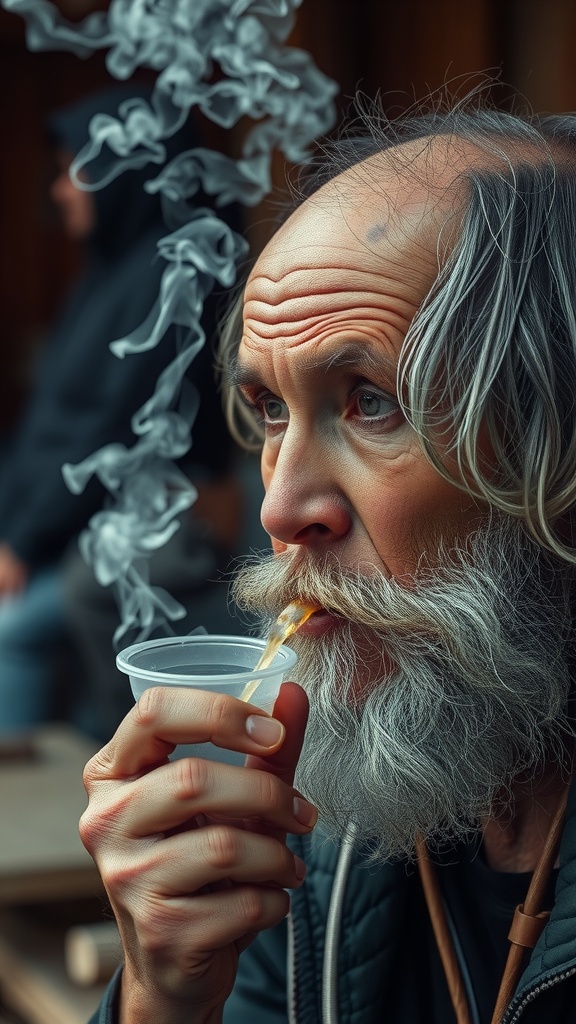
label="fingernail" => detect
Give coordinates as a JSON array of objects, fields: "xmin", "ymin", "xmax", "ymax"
[
  {"xmin": 246, "ymin": 715, "xmax": 284, "ymax": 747},
  {"xmin": 294, "ymin": 855, "xmax": 307, "ymax": 880},
  {"xmin": 293, "ymin": 797, "xmax": 318, "ymax": 828}
]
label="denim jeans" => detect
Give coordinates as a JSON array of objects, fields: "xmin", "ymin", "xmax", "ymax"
[{"xmin": 0, "ymin": 565, "xmax": 68, "ymax": 733}]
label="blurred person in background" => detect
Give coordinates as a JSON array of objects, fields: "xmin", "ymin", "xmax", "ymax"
[{"xmin": 0, "ymin": 83, "xmax": 243, "ymax": 740}]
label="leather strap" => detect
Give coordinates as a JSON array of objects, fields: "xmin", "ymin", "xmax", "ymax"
[
  {"xmin": 507, "ymin": 905, "xmax": 549, "ymax": 948},
  {"xmin": 490, "ymin": 781, "xmax": 569, "ymax": 1024},
  {"xmin": 415, "ymin": 835, "xmax": 472, "ymax": 1024},
  {"xmin": 416, "ymin": 778, "xmax": 570, "ymax": 1024}
]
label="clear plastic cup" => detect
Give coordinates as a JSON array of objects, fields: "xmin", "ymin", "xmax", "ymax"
[{"xmin": 116, "ymin": 634, "xmax": 298, "ymax": 764}]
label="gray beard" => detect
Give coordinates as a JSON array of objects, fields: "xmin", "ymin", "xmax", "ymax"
[{"xmin": 232, "ymin": 519, "xmax": 574, "ymax": 863}]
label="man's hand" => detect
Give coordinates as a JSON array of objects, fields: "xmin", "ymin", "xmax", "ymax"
[
  {"xmin": 80, "ymin": 682, "xmax": 314, "ymax": 1024},
  {"xmin": 0, "ymin": 544, "xmax": 28, "ymax": 597}
]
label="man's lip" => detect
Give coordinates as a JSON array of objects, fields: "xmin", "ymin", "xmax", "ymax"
[{"xmin": 293, "ymin": 607, "xmax": 339, "ymax": 637}]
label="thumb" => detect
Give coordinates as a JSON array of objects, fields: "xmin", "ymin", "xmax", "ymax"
[{"xmin": 245, "ymin": 681, "xmax": 309, "ymax": 785}]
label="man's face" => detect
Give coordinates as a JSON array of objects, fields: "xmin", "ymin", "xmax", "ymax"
[
  {"xmin": 232, "ymin": 152, "xmax": 571, "ymax": 859},
  {"xmin": 237, "ymin": 160, "xmax": 480, "ymax": 635},
  {"xmin": 50, "ymin": 149, "xmax": 95, "ymax": 241}
]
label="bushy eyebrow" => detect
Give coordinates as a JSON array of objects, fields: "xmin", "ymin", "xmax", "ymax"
[
  {"xmin": 230, "ymin": 342, "xmax": 398, "ymax": 389},
  {"xmin": 314, "ymin": 341, "xmax": 396, "ymax": 377},
  {"xmin": 227, "ymin": 356, "xmax": 260, "ymax": 389}
]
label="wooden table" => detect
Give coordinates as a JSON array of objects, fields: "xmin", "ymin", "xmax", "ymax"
[
  {"xmin": 0, "ymin": 907, "xmax": 109, "ymax": 1024},
  {"xmin": 0, "ymin": 724, "xmax": 103, "ymax": 905},
  {"xmin": 0, "ymin": 725, "xmax": 111, "ymax": 1023}
]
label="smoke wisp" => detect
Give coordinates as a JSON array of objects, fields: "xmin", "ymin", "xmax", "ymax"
[{"xmin": 4, "ymin": 0, "xmax": 338, "ymax": 640}]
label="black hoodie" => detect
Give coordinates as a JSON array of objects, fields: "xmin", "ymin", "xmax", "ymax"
[{"xmin": 0, "ymin": 83, "xmax": 234, "ymax": 566}]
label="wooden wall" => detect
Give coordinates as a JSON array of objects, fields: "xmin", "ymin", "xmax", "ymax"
[
  {"xmin": 0, "ymin": 7, "xmax": 111, "ymax": 429},
  {"xmin": 1, "ymin": 0, "xmax": 576, "ymax": 430},
  {"xmin": 294, "ymin": 0, "xmax": 576, "ymax": 115}
]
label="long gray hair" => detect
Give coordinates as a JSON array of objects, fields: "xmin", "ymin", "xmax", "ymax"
[{"xmin": 219, "ymin": 95, "xmax": 576, "ymax": 563}]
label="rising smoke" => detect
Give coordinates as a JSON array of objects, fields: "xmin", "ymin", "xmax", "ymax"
[{"xmin": 3, "ymin": 0, "xmax": 338, "ymax": 642}]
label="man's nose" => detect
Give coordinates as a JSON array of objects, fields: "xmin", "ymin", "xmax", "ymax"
[{"xmin": 260, "ymin": 440, "xmax": 352, "ymax": 549}]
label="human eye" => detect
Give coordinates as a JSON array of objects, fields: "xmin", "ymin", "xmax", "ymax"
[
  {"xmin": 261, "ymin": 395, "xmax": 288, "ymax": 424},
  {"xmin": 349, "ymin": 385, "xmax": 402, "ymax": 431},
  {"xmin": 239, "ymin": 389, "xmax": 288, "ymax": 435}
]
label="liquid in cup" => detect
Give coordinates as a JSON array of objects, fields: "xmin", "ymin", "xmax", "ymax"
[{"xmin": 116, "ymin": 634, "xmax": 298, "ymax": 764}]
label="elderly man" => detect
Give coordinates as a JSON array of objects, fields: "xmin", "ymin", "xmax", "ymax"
[{"xmin": 83, "ymin": 101, "xmax": 576, "ymax": 1024}]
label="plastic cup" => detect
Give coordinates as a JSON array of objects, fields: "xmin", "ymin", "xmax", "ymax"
[{"xmin": 116, "ymin": 634, "xmax": 298, "ymax": 764}]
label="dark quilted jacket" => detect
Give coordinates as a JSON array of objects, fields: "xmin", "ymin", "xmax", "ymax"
[{"xmin": 89, "ymin": 777, "xmax": 576, "ymax": 1024}]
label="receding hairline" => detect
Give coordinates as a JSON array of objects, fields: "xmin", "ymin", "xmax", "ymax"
[
  {"xmin": 320, "ymin": 128, "xmax": 575, "ymax": 221},
  {"xmin": 251, "ymin": 127, "xmax": 573, "ymax": 290}
]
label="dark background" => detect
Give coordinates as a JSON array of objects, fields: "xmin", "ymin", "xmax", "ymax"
[{"xmin": 1, "ymin": 0, "xmax": 576, "ymax": 432}]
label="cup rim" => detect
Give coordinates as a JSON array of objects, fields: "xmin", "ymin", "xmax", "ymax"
[{"xmin": 116, "ymin": 633, "xmax": 298, "ymax": 684}]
